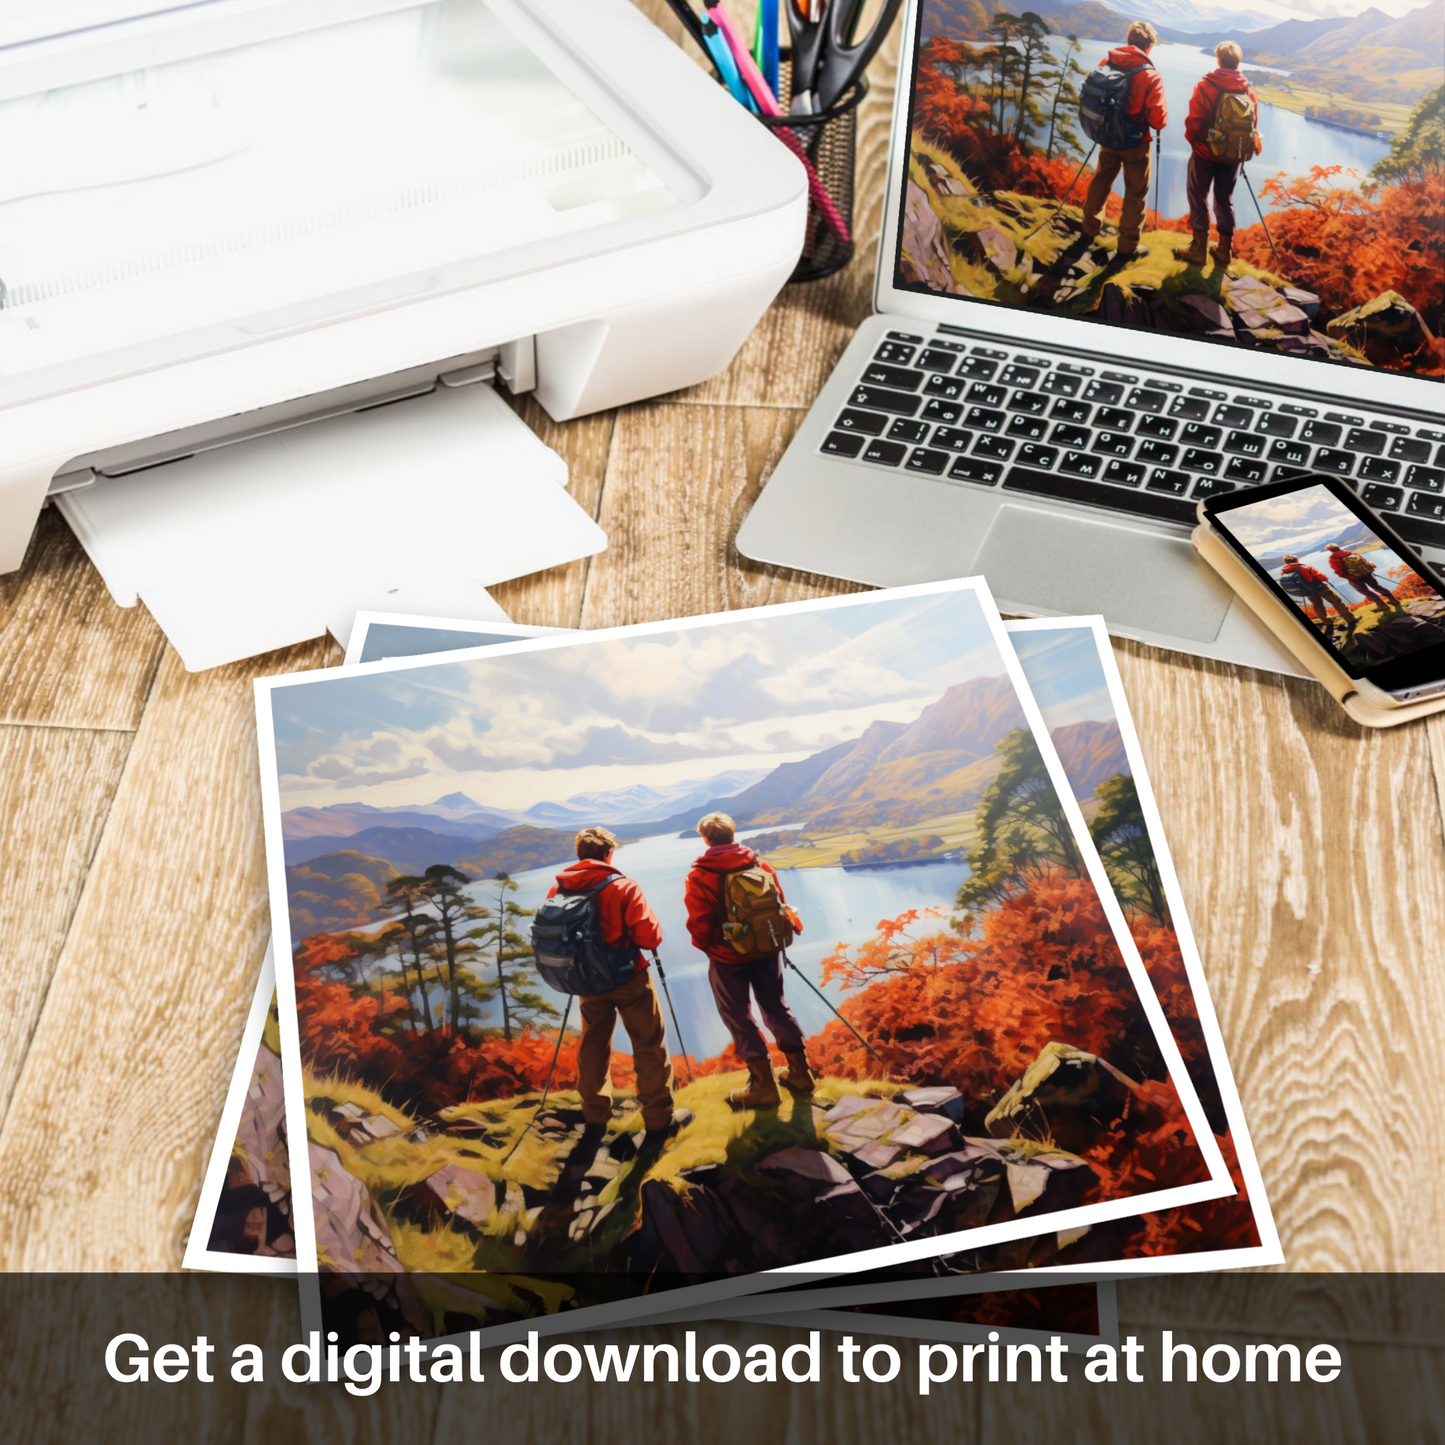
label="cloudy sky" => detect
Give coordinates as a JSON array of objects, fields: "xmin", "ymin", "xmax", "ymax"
[
  {"xmin": 1221, "ymin": 484, "xmax": 1366, "ymax": 559},
  {"xmin": 269, "ymin": 590, "xmax": 1006, "ymax": 812},
  {"xmin": 1009, "ymin": 625, "xmax": 1116, "ymax": 734}
]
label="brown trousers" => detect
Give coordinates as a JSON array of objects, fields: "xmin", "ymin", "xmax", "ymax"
[
  {"xmin": 1080, "ymin": 141, "xmax": 1152, "ymax": 251},
  {"xmin": 577, "ymin": 968, "xmax": 675, "ymax": 1132}
]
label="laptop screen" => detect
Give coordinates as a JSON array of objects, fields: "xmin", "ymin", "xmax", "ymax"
[{"xmin": 894, "ymin": 3, "xmax": 1442, "ymax": 383}]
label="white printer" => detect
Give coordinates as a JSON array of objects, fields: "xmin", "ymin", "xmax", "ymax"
[{"xmin": 0, "ymin": 0, "xmax": 806, "ymax": 665}]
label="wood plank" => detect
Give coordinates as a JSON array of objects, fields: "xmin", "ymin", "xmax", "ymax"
[
  {"xmin": 0, "ymin": 509, "xmax": 165, "ymax": 730},
  {"xmin": 490, "ymin": 397, "xmax": 615, "ymax": 630},
  {"xmin": 0, "ymin": 725, "xmax": 134, "ymax": 1127},
  {"xmin": 1109, "ymin": 637, "xmax": 1445, "ymax": 1271},
  {"xmin": 0, "ymin": 639, "xmax": 334, "ymax": 1270},
  {"xmin": 579, "ymin": 403, "xmax": 866, "ymax": 630}
]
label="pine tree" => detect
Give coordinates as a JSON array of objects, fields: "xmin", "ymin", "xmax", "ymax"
[
  {"xmin": 468, "ymin": 873, "xmax": 555, "ymax": 1042},
  {"xmin": 384, "ymin": 875, "xmax": 439, "ymax": 1035},
  {"xmin": 1089, "ymin": 773, "xmax": 1168, "ymax": 925},
  {"xmin": 1011, "ymin": 12, "xmax": 1054, "ymax": 146},
  {"xmin": 1041, "ymin": 34, "xmax": 1087, "ymax": 160},
  {"xmin": 419, "ymin": 864, "xmax": 486, "ymax": 1033}
]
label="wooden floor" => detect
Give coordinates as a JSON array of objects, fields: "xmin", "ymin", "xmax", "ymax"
[{"xmin": 0, "ymin": 5, "xmax": 1441, "ymax": 1439}]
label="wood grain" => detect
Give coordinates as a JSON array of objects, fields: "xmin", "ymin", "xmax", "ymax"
[
  {"xmin": 0, "ymin": 640, "xmax": 333, "ymax": 1270},
  {"xmin": 580, "ymin": 403, "xmax": 865, "ymax": 630},
  {"xmin": 0, "ymin": 510, "xmax": 165, "ymax": 730},
  {"xmin": 1109, "ymin": 636, "xmax": 1445, "ymax": 1271},
  {"xmin": 0, "ymin": 725, "xmax": 133, "ymax": 1126}
]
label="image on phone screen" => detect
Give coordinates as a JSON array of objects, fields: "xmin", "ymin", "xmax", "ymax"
[{"xmin": 1209, "ymin": 480, "xmax": 1445, "ymax": 674}]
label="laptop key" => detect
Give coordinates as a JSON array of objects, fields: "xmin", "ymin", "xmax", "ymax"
[
  {"xmin": 1314, "ymin": 447, "xmax": 1354, "ymax": 476},
  {"xmin": 1083, "ymin": 379, "xmax": 1123, "ymax": 404},
  {"xmin": 1136, "ymin": 414, "xmax": 1179, "ymax": 440},
  {"xmin": 874, "ymin": 342, "xmax": 917, "ymax": 365},
  {"xmin": 1192, "ymin": 476, "xmax": 1236, "ymax": 499},
  {"xmin": 1050, "ymin": 398, "xmax": 1092, "ymax": 423},
  {"xmin": 1136, "ymin": 440, "xmax": 1179, "ymax": 467},
  {"xmin": 835, "ymin": 408, "xmax": 890, "ymax": 436},
  {"xmin": 850, "ymin": 384, "xmax": 921, "ymax": 417},
  {"xmin": 973, "ymin": 435, "xmax": 1015, "ymax": 461},
  {"xmin": 860, "ymin": 438, "xmax": 908, "ymax": 467},
  {"xmin": 1095, "ymin": 406, "xmax": 1134, "ymax": 432},
  {"xmin": 1181, "ymin": 423, "xmax": 1223, "ymax": 449},
  {"xmin": 1224, "ymin": 430, "xmax": 1266, "ymax": 458},
  {"xmin": 924, "ymin": 374, "xmax": 966, "ymax": 400},
  {"xmin": 930, "ymin": 427, "xmax": 974, "ymax": 453},
  {"xmin": 1407, "ymin": 491, "xmax": 1445, "ymax": 522},
  {"xmin": 1041, "ymin": 372, "xmax": 1082, "ymax": 397},
  {"xmin": 821, "ymin": 431, "xmax": 865, "ymax": 458},
  {"xmin": 1003, "ymin": 466, "xmax": 1197, "ymax": 524},
  {"xmin": 1182, "ymin": 448, "xmax": 1223, "ymax": 474},
  {"xmin": 1006, "ymin": 415, "xmax": 1048, "ymax": 441},
  {"xmin": 887, "ymin": 418, "xmax": 932, "ymax": 444},
  {"xmin": 957, "ymin": 356, "xmax": 1000, "ymax": 380},
  {"xmin": 922, "ymin": 398, "xmax": 963, "ymax": 425},
  {"xmin": 1268, "ymin": 438, "xmax": 1311, "ymax": 467},
  {"xmin": 1214, "ymin": 404, "xmax": 1253, "ymax": 429},
  {"xmin": 1300, "ymin": 420, "xmax": 1342, "ymax": 447},
  {"xmin": 863, "ymin": 363, "xmax": 925, "ymax": 390},
  {"xmin": 1225, "ymin": 456, "xmax": 1268, "ymax": 483},
  {"xmin": 967, "ymin": 382, "xmax": 1008, "ymax": 407},
  {"xmin": 1169, "ymin": 395, "xmax": 1211, "ymax": 421},
  {"xmin": 1060, "ymin": 450, "xmax": 1103, "ymax": 478},
  {"xmin": 1008, "ymin": 390, "xmax": 1050, "ymax": 415},
  {"xmin": 1406, "ymin": 465, "xmax": 1445, "ymax": 493},
  {"xmin": 1017, "ymin": 444, "xmax": 1059, "ymax": 469},
  {"xmin": 1345, "ymin": 427, "xmax": 1385, "ymax": 456},
  {"xmin": 999, "ymin": 364, "xmax": 1040, "ymax": 388},
  {"xmin": 1093, "ymin": 432, "xmax": 1134, "ymax": 458},
  {"xmin": 1052, "ymin": 423, "xmax": 1091, "ymax": 449},
  {"xmin": 1390, "ymin": 436, "xmax": 1432, "ymax": 464},
  {"xmin": 886, "ymin": 330, "xmax": 924, "ymax": 343},
  {"xmin": 916, "ymin": 347, "xmax": 960, "ymax": 373},
  {"xmin": 1104, "ymin": 460, "xmax": 1147, "ymax": 487},
  {"xmin": 1437, "ymin": 444, "xmax": 1445, "ymax": 467},
  {"xmin": 948, "ymin": 457, "xmax": 1004, "ymax": 485},
  {"xmin": 1127, "ymin": 388, "xmax": 1167, "ymax": 413},
  {"xmin": 1361, "ymin": 483, "xmax": 1403, "ymax": 511},
  {"xmin": 964, "ymin": 406, "xmax": 1006, "ymax": 432},
  {"xmin": 1396, "ymin": 514, "xmax": 1445, "ymax": 551},
  {"xmin": 1359, "ymin": 457, "xmax": 1400, "ymax": 483},
  {"xmin": 907, "ymin": 448, "xmax": 951, "ymax": 476},
  {"xmin": 1257, "ymin": 413, "xmax": 1298, "ymax": 438},
  {"xmin": 1146, "ymin": 468, "xmax": 1189, "ymax": 494}
]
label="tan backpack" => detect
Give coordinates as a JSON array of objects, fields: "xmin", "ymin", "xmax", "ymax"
[
  {"xmin": 720, "ymin": 865, "xmax": 795, "ymax": 961},
  {"xmin": 1207, "ymin": 86, "xmax": 1258, "ymax": 163},
  {"xmin": 1340, "ymin": 551, "xmax": 1374, "ymax": 578}
]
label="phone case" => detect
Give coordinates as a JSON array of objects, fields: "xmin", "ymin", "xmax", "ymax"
[{"xmin": 1192, "ymin": 524, "xmax": 1445, "ymax": 728}]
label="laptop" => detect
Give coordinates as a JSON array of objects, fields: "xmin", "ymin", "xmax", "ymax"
[{"xmin": 737, "ymin": 3, "xmax": 1444, "ymax": 674}]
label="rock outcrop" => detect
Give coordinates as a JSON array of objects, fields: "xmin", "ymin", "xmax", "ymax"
[
  {"xmin": 985, "ymin": 1041, "xmax": 1149, "ymax": 1154},
  {"xmin": 900, "ymin": 181, "xmax": 958, "ymax": 294}
]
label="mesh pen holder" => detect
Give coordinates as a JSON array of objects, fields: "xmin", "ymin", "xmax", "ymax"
[{"xmin": 758, "ymin": 62, "xmax": 867, "ymax": 284}]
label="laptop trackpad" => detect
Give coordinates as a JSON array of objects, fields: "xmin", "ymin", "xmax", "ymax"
[{"xmin": 975, "ymin": 504, "xmax": 1233, "ymax": 643}]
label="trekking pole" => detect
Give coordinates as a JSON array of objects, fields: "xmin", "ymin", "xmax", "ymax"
[
  {"xmin": 1151, "ymin": 131, "xmax": 1161, "ymax": 233},
  {"xmin": 502, "ymin": 994, "xmax": 573, "ymax": 1165},
  {"xmin": 650, "ymin": 951, "xmax": 693, "ymax": 1086},
  {"xmin": 781, "ymin": 950, "xmax": 880, "ymax": 1058},
  {"xmin": 1021, "ymin": 142, "xmax": 1097, "ymax": 242},
  {"xmin": 1241, "ymin": 166, "xmax": 1277, "ymax": 262}
]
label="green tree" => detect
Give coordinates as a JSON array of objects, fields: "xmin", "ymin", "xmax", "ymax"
[
  {"xmin": 1011, "ymin": 12, "xmax": 1054, "ymax": 145},
  {"xmin": 1040, "ymin": 34, "xmax": 1087, "ymax": 159},
  {"xmin": 468, "ymin": 872, "xmax": 554, "ymax": 1041},
  {"xmin": 1089, "ymin": 773, "xmax": 1168, "ymax": 925},
  {"xmin": 419, "ymin": 864, "xmax": 485, "ymax": 1033},
  {"xmin": 987, "ymin": 13, "xmax": 1024, "ymax": 134},
  {"xmin": 956, "ymin": 727, "xmax": 1082, "ymax": 913},
  {"xmin": 384, "ymin": 875, "xmax": 440, "ymax": 1035},
  {"xmin": 1370, "ymin": 82, "xmax": 1444, "ymax": 184}
]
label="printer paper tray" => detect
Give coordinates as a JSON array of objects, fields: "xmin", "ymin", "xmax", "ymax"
[{"xmin": 57, "ymin": 384, "xmax": 605, "ymax": 670}]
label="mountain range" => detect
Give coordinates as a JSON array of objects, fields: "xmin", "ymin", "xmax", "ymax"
[
  {"xmin": 1050, "ymin": 719, "xmax": 1129, "ymax": 802},
  {"xmin": 1254, "ymin": 519, "xmax": 1379, "ymax": 570}
]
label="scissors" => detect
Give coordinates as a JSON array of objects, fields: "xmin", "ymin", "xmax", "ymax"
[{"xmin": 786, "ymin": 0, "xmax": 903, "ymax": 114}]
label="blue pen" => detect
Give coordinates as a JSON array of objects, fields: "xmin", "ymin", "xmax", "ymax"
[
  {"xmin": 701, "ymin": 14, "xmax": 755, "ymax": 110},
  {"xmin": 758, "ymin": 0, "xmax": 779, "ymax": 97}
]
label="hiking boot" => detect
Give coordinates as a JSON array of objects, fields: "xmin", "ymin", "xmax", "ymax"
[
  {"xmin": 1109, "ymin": 244, "xmax": 1149, "ymax": 265},
  {"xmin": 1210, "ymin": 234, "xmax": 1233, "ymax": 266},
  {"xmin": 641, "ymin": 1107, "xmax": 694, "ymax": 1147},
  {"xmin": 728, "ymin": 1058, "xmax": 781, "ymax": 1111},
  {"xmin": 779, "ymin": 1051, "xmax": 816, "ymax": 1095},
  {"xmin": 1174, "ymin": 230, "xmax": 1209, "ymax": 266}
]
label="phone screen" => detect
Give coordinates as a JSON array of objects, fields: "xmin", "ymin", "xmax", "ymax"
[{"xmin": 1206, "ymin": 477, "xmax": 1445, "ymax": 684}]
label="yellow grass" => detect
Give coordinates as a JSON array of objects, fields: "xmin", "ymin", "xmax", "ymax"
[{"xmin": 767, "ymin": 809, "xmax": 977, "ymax": 869}]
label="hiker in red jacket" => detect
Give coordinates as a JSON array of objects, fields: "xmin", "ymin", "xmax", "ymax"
[
  {"xmin": 1278, "ymin": 555, "xmax": 1358, "ymax": 635},
  {"xmin": 548, "ymin": 827, "xmax": 690, "ymax": 1143},
  {"xmin": 1079, "ymin": 22, "xmax": 1169, "ymax": 263},
  {"xmin": 1174, "ymin": 42, "xmax": 1263, "ymax": 268},
  {"xmin": 1325, "ymin": 542, "xmax": 1406, "ymax": 615},
  {"xmin": 684, "ymin": 812, "xmax": 814, "ymax": 1111}
]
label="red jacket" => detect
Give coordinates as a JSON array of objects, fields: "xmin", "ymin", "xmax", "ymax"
[
  {"xmin": 1100, "ymin": 46, "xmax": 1168, "ymax": 140},
  {"xmin": 1327, "ymin": 548, "xmax": 1372, "ymax": 578},
  {"xmin": 1184, "ymin": 68, "xmax": 1261, "ymax": 161},
  {"xmin": 1281, "ymin": 561, "xmax": 1329, "ymax": 590},
  {"xmin": 548, "ymin": 860, "xmax": 661, "ymax": 968},
  {"xmin": 684, "ymin": 843, "xmax": 790, "ymax": 968}
]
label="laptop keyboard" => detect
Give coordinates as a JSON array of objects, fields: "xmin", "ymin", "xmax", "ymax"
[{"xmin": 821, "ymin": 330, "xmax": 1445, "ymax": 550}]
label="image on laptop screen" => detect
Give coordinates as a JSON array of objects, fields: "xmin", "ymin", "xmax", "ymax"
[{"xmin": 894, "ymin": 0, "xmax": 1443, "ymax": 380}]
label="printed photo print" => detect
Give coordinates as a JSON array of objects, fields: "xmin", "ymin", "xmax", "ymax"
[
  {"xmin": 254, "ymin": 583, "xmax": 1229, "ymax": 1345},
  {"xmin": 1221, "ymin": 482, "xmax": 1445, "ymax": 663},
  {"xmin": 898, "ymin": 0, "xmax": 1443, "ymax": 376}
]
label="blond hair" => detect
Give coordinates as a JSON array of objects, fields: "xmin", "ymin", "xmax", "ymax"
[
  {"xmin": 1127, "ymin": 20, "xmax": 1158, "ymax": 49},
  {"xmin": 575, "ymin": 826, "xmax": 618, "ymax": 860},
  {"xmin": 1215, "ymin": 40, "xmax": 1242, "ymax": 68},
  {"xmin": 697, "ymin": 812, "xmax": 736, "ymax": 845}
]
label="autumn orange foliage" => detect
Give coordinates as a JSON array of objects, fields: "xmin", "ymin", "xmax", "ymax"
[{"xmin": 1386, "ymin": 563, "xmax": 1439, "ymax": 601}]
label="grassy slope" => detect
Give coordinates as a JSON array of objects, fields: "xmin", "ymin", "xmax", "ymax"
[
  {"xmin": 767, "ymin": 808, "xmax": 978, "ymax": 869},
  {"xmin": 1252, "ymin": 82, "xmax": 1415, "ymax": 134}
]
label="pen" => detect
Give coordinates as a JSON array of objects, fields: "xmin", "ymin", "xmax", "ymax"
[{"xmin": 754, "ymin": 0, "xmax": 780, "ymax": 98}]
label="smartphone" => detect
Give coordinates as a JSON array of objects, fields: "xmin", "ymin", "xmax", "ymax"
[{"xmin": 1200, "ymin": 473, "xmax": 1445, "ymax": 705}]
